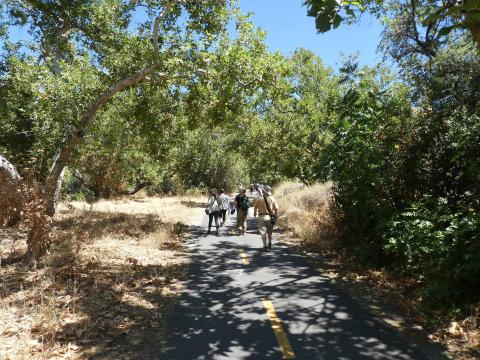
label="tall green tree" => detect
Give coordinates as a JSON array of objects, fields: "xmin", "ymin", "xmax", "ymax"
[
  {"xmin": 1, "ymin": 0, "xmax": 231, "ymax": 214},
  {"xmin": 242, "ymin": 49, "xmax": 340, "ymax": 185}
]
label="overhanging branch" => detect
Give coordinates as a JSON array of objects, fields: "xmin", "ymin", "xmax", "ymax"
[{"xmin": 43, "ymin": 1, "xmax": 176, "ymax": 215}]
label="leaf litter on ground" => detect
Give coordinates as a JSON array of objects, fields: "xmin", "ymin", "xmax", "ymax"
[{"xmin": 0, "ymin": 195, "xmax": 205, "ymax": 359}]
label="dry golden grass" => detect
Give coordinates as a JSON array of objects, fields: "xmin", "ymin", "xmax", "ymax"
[
  {"xmin": 65, "ymin": 193, "xmax": 205, "ymax": 224},
  {"xmin": 0, "ymin": 195, "xmax": 204, "ymax": 359},
  {"xmin": 275, "ymin": 181, "xmax": 338, "ymax": 252}
]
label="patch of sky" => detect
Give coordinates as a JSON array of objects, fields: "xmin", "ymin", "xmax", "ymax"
[
  {"xmin": 2, "ymin": 2, "xmax": 392, "ymax": 75},
  {"xmin": 233, "ymin": 0, "xmax": 385, "ymax": 72}
]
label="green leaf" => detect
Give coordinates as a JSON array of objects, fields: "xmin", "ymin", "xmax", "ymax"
[{"xmin": 438, "ymin": 25, "xmax": 457, "ymax": 37}]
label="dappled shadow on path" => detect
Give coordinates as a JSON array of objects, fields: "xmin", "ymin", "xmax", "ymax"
[
  {"xmin": 163, "ymin": 226, "xmax": 279, "ymax": 359},
  {"xmin": 162, "ymin": 219, "xmax": 440, "ymax": 360}
]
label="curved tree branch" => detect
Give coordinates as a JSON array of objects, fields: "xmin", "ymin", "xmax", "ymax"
[
  {"xmin": 44, "ymin": 1, "xmax": 175, "ymax": 215},
  {"xmin": 409, "ymin": 0, "xmax": 436, "ymax": 58}
]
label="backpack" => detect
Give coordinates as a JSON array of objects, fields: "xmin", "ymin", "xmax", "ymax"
[
  {"xmin": 219, "ymin": 194, "xmax": 229, "ymax": 210},
  {"xmin": 240, "ymin": 195, "xmax": 250, "ymax": 211},
  {"xmin": 211, "ymin": 197, "xmax": 220, "ymax": 213}
]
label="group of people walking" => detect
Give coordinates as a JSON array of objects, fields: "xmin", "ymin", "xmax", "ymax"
[{"xmin": 205, "ymin": 185, "xmax": 279, "ymax": 251}]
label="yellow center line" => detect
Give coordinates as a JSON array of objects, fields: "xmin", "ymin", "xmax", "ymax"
[
  {"xmin": 239, "ymin": 248, "xmax": 250, "ymax": 265},
  {"xmin": 262, "ymin": 299, "xmax": 296, "ymax": 359}
]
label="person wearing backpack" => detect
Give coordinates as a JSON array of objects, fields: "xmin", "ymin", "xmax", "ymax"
[
  {"xmin": 234, "ymin": 187, "xmax": 249, "ymax": 235},
  {"xmin": 206, "ymin": 188, "xmax": 221, "ymax": 235},
  {"xmin": 253, "ymin": 185, "xmax": 278, "ymax": 251}
]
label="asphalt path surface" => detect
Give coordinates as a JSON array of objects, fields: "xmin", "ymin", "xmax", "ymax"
[{"xmin": 162, "ymin": 194, "xmax": 433, "ymax": 360}]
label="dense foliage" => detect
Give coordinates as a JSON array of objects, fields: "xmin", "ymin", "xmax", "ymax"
[{"xmin": 313, "ymin": 32, "xmax": 479, "ymax": 307}]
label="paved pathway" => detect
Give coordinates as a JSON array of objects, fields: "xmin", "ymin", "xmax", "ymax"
[{"xmin": 162, "ymin": 202, "xmax": 433, "ymax": 360}]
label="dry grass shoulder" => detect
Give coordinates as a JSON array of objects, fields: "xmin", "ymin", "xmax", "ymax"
[
  {"xmin": 275, "ymin": 181, "xmax": 479, "ymax": 360},
  {"xmin": 275, "ymin": 181, "xmax": 338, "ymax": 253},
  {"xmin": 0, "ymin": 195, "xmax": 204, "ymax": 359}
]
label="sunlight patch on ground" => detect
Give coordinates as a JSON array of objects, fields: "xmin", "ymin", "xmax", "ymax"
[{"xmin": 64, "ymin": 195, "xmax": 205, "ymax": 225}]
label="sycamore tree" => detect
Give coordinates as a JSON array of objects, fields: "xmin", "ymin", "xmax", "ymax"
[
  {"xmin": 0, "ymin": 0, "xmax": 231, "ymax": 215},
  {"xmin": 172, "ymin": 14, "xmax": 297, "ymax": 190},
  {"xmin": 242, "ymin": 48, "xmax": 340, "ymax": 185},
  {"xmin": 62, "ymin": 13, "xmax": 288, "ymax": 197}
]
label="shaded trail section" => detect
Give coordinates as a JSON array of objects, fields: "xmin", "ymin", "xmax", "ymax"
[{"xmin": 162, "ymin": 211, "xmax": 433, "ymax": 360}]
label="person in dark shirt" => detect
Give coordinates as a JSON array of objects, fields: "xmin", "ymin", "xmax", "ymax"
[{"xmin": 234, "ymin": 187, "xmax": 249, "ymax": 235}]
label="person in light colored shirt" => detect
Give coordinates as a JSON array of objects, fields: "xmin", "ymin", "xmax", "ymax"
[
  {"xmin": 253, "ymin": 185, "xmax": 278, "ymax": 251},
  {"xmin": 218, "ymin": 189, "xmax": 230, "ymax": 227},
  {"xmin": 206, "ymin": 189, "xmax": 220, "ymax": 235}
]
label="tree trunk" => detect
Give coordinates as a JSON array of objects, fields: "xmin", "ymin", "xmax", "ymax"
[
  {"xmin": 126, "ymin": 181, "xmax": 152, "ymax": 195},
  {"xmin": 0, "ymin": 155, "xmax": 21, "ymax": 182},
  {"xmin": 0, "ymin": 156, "xmax": 22, "ymax": 227},
  {"xmin": 44, "ymin": 65, "xmax": 155, "ymax": 215},
  {"xmin": 45, "ymin": 167, "xmax": 65, "ymax": 216},
  {"xmin": 43, "ymin": 2, "xmax": 173, "ymax": 216}
]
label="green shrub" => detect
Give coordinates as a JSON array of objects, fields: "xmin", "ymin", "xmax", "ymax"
[
  {"xmin": 383, "ymin": 196, "xmax": 480, "ymax": 304},
  {"xmin": 318, "ymin": 51, "xmax": 480, "ymax": 306}
]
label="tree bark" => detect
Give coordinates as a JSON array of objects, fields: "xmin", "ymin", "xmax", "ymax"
[
  {"xmin": 0, "ymin": 155, "xmax": 21, "ymax": 182},
  {"xmin": 43, "ymin": 2, "xmax": 173, "ymax": 216},
  {"xmin": 126, "ymin": 181, "xmax": 152, "ymax": 195},
  {"xmin": 0, "ymin": 156, "xmax": 22, "ymax": 227},
  {"xmin": 45, "ymin": 167, "xmax": 65, "ymax": 215}
]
